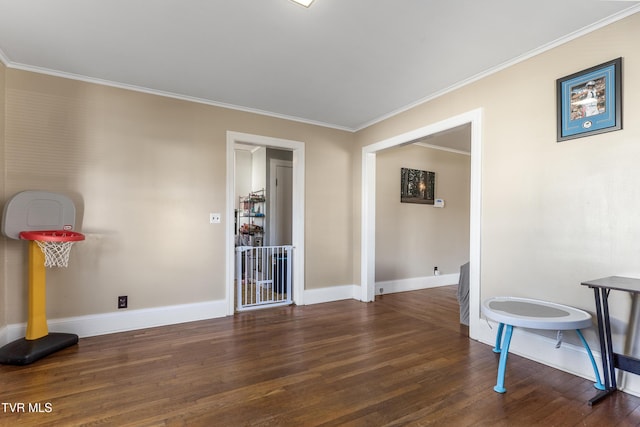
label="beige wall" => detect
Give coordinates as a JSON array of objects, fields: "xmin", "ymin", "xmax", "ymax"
[
  {"xmin": 356, "ymin": 13, "xmax": 640, "ymax": 349},
  {"xmin": 2, "ymin": 69, "xmax": 354, "ymax": 324},
  {"xmin": 376, "ymin": 144, "xmax": 470, "ymax": 281}
]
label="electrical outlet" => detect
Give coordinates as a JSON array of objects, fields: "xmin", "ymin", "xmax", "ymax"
[
  {"xmin": 209, "ymin": 213, "xmax": 221, "ymax": 224},
  {"xmin": 118, "ymin": 295, "xmax": 128, "ymax": 309}
]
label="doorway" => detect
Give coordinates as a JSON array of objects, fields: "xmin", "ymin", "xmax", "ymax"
[
  {"xmin": 360, "ymin": 109, "xmax": 482, "ymax": 340},
  {"xmin": 374, "ymin": 127, "xmax": 471, "ymax": 294},
  {"xmin": 226, "ymin": 132, "xmax": 305, "ymax": 315}
]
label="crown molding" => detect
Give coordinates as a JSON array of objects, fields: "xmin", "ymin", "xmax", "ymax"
[
  {"xmin": 353, "ymin": 5, "xmax": 640, "ymax": 132},
  {"xmin": 415, "ymin": 142, "xmax": 471, "ymax": 156},
  {"xmin": 3, "ymin": 60, "xmax": 353, "ymax": 133},
  {"xmin": 1, "ymin": 5, "xmax": 638, "ymax": 133}
]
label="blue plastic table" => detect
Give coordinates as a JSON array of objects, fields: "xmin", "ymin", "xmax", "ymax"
[{"xmin": 482, "ymin": 296, "xmax": 605, "ymax": 393}]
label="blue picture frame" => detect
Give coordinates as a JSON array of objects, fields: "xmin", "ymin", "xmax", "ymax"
[{"xmin": 556, "ymin": 58, "xmax": 622, "ymax": 142}]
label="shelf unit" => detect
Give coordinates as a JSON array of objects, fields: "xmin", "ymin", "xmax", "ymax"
[{"xmin": 237, "ymin": 189, "xmax": 266, "ymax": 247}]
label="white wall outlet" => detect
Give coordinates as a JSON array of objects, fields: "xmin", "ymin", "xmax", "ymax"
[{"xmin": 210, "ymin": 213, "xmax": 221, "ymax": 224}]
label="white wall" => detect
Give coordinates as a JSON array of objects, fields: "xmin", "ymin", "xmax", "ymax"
[
  {"xmin": 235, "ymin": 149, "xmax": 252, "ymax": 209},
  {"xmin": 251, "ymin": 147, "xmax": 266, "ymax": 193}
]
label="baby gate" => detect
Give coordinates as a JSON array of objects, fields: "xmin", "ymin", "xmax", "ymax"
[{"xmin": 236, "ymin": 245, "xmax": 293, "ymax": 311}]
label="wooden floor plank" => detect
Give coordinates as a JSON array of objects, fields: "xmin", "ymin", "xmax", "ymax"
[{"xmin": 1, "ymin": 285, "xmax": 639, "ymax": 426}]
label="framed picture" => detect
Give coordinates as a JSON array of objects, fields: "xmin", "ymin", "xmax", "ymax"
[
  {"xmin": 400, "ymin": 168, "xmax": 435, "ymax": 205},
  {"xmin": 556, "ymin": 57, "xmax": 622, "ymax": 142}
]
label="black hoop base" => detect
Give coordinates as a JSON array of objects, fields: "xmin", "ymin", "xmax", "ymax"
[{"xmin": 0, "ymin": 333, "xmax": 78, "ymax": 365}]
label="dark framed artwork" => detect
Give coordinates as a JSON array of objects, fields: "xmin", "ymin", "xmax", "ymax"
[
  {"xmin": 400, "ymin": 168, "xmax": 435, "ymax": 205},
  {"xmin": 556, "ymin": 57, "xmax": 622, "ymax": 142}
]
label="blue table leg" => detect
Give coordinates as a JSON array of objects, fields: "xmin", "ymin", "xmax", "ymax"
[
  {"xmin": 494, "ymin": 324, "xmax": 513, "ymax": 393},
  {"xmin": 493, "ymin": 323, "xmax": 505, "ymax": 353},
  {"xmin": 575, "ymin": 329, "xmax": 606, "ymax": 391}
]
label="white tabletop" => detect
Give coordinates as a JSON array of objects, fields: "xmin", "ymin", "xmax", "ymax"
[{"xmin": 482, "ymin": 297, "xmax": 592, "ymax": 330}]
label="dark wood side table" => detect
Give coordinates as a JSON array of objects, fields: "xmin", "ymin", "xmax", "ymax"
[{"xmin": 581, "ymin": 276, "xmax": 640, "ymax": 405}]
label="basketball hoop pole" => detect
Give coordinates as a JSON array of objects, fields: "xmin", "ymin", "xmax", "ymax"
[{"xmin": 26, "ymin": 240, "xmax": 49, "ymax": 340}]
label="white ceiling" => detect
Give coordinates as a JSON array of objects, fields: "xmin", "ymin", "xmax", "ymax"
[{"xmin": 0, "ymin": 1, "xmax": 638, "ymax": 131}]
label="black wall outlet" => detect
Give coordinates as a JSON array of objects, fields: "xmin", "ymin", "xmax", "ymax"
[{"xmin": 118, "ymin": 295, "xmax": 128, "ymax": 309}]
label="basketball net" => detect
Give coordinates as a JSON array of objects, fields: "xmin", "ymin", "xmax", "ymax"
[{"xmin": 35, "ymin": 240, "xmax": 76, "ymax": 268}]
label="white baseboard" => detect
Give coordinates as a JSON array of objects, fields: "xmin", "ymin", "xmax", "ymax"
[
  {"xmin": 300, "ymin": 274, "xmax": 460, "ymax": 306},
  {"xmin": 1, "ymin": 285, "xmax": 366, "ymax": 344},
  {"xmin": 1, "ymin": 278, "xmax": 455, "ymax": 344},
  {"xmin": 619, "ymin": 371, "xmax": 640, "ymax": 398},
  {"xmin": 303, "ymin": 284, "xmax": 360, "ymax": 305},
  {"xmin": 2, "ymin": 300, "xmax": 228, "ymax": 344},
  {"xmin": 1, "ymin": 284, "xmax": 366, "ymax": 344},
  {"xmin": 376, "ymin": 273, "xmax": 459, "ymax": 295}
]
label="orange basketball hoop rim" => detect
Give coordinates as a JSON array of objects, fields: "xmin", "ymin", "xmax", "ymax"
[
  {"xmin": 19, "ymin": 230, "xmax": 85, "ymax": 269},
  {"xmin": 19, "ymin": 230, "xmax": 85, "ymax": 242}
]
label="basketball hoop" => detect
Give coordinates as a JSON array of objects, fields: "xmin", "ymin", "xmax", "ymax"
[{"xmin": 19, "ymin": 230, "xmax": 85, "ymax": 268}]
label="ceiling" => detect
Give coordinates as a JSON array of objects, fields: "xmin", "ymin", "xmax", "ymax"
[{"xmin": 0, "ymin": 1, "xmax": 638, "ymax": 132}]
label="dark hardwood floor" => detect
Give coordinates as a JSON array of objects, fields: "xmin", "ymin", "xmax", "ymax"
[{"xmin": 1, "ymin": 286, "xmax": 640, "ymax": 426}]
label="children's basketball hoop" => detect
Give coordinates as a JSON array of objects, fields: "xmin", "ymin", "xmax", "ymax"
[
  {"xmin": 0, "ymin": 191, "xmax": 85, "ymax": 364},
  {"xmin": 19, "ymin": 230, "xmax": 85, "ymax": 268}
]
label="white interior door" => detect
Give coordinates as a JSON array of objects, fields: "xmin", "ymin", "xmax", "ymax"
[{"xmin": 270, "ymin": 160, "xmax": 292, "ymax": 246}]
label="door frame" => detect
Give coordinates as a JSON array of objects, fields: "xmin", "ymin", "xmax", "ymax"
[
  {"xmin": 360, "ymin": 108, "xmax": 482, "ymax": 339},
  {"xmin": 226, "ymin": 131, "xmax": 305, "ymax": 315}
]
